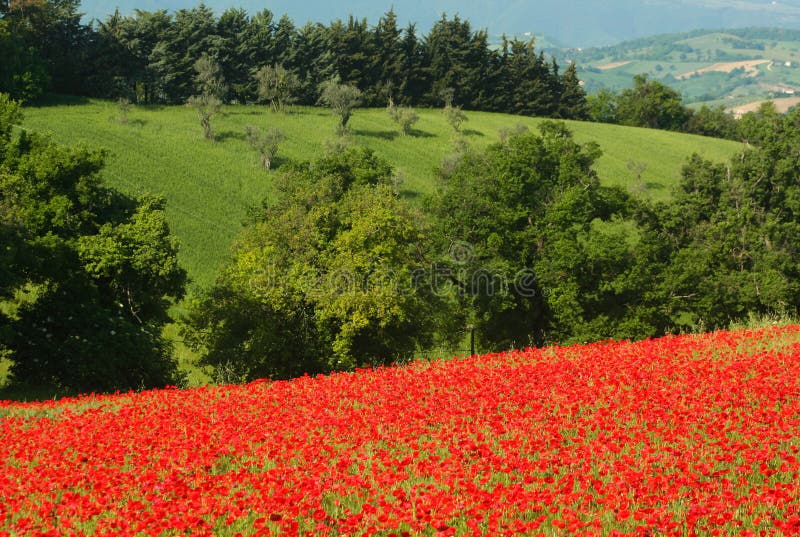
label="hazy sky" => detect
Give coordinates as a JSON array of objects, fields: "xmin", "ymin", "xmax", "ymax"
[{"xmin": 79, "ymin": 0, "xmax": 800, "ymax": 47}]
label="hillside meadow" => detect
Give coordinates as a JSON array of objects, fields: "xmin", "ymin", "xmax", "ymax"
[{"xmin": 23, "ymin": 99, "xmax": 742, "ymax": 288}]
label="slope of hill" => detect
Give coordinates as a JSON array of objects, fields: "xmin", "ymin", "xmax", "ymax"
[
  {"xmin": 23, "ymin": 100, "xmax": 742, "ymax": 288},
  {"xmin": 3, "ymin": 326, "xmax": 800, "ymax": 534},
  {"xmin": 80, "ymin": 0, "xmax": 800, "ymax": 48},
  {"xmin": 562, "ymin": 27, "xmax": 800, "ymax": 108}
]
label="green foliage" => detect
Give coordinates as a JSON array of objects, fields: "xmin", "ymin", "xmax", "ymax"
[
  {"xmin": 559, "ymin": 62, "xmax": 589, "ymax": 120},
  {"xmin": 188, "ymin": 54, "xmax": 226, "ymax": 140},
  {"xmin": 116, "ymin": 97, "xmax": 131, "ymax": 124},
  {"xmin": 187, "ymin": 94, "xmax": 223, "ymax": 140},
  {"xmin": 443, "ymin": 104, "xmax": 468, "ymax": 133},
  {"xmin": 429, "ymin": 122, "xmax": 659, "ymax": 349},
  {"xmin": 194, "ymin": 54, "xmax": 227, "ymax": 100},
  {"xmin": 1, "ymin": 0, "xmax": 86, "ymax": 98},
  {"xmin": 684, "ymin": 104, "xmax": 740, "ymax": 140},
  {"xmin": 255, "ymin": 63, "xmax": 300, "ymax": 112},
  {"xmin": 183, "ymin": 147, "xmax": 445, "ymax": 380},
  {"xmin": 587, "ymin": 89, "xmax": 619, "ymax": 124},
  {"xmin": 243, "ymin": 125, "xmax": 284, "ymax": 170},
  {"xmin": 616, "ymin": 74, "xmax": 690, "ymax": 131},
  {"xmin": 0, "ymin": 93, "xmax": 22, "ymax": 153},
  {"xmin": 318, "ymin": 78, "xmax": 363, "ymax": 134},
  {"xmin": 0, "ymin": 19, "xmax": 50, "ymax": 102},
  {"xmin": 657, "ymin": 110, "xmax": 800, "ymax": 331},
  {"xmin": 737, "ymin": 101, "xmax": 783, "ymax": 145},
  {"xmin": 0, "ymin": 94, "xmax": 186, "ymax": 392},
  {"xmin": 23, "ymin": 101, "xmax": 741, "ymax": 288},
  {"xmin": 386, "ymin": 98, "xmax": 419, "ymax": 136},
  {"xmin": 18, "ymin": 4, "xmax": 588, "ymax": 118}
]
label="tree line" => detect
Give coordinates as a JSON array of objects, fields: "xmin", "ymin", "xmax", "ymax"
[
  {"xmin": 182, "ymin": 109, "xmax": 800, "ymax": 383},
  {"xmin": 0, "ymin": 1, "xmax": 588, "ymax": 119},
  {"xmin": 3, "ymin": 1, "xmax": 770, "ymax": 141},
  {"xmin": 2, "ymin": 87, "xmax": 796, "ymax": 391},
  {"xmin": 586, "ymin": 73, "xmax": 757, "ymax": 141}
]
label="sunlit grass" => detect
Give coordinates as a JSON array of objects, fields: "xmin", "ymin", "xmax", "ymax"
[{"xmin": 24, "ymin": 99, "xmax": 742, "ymax": 289}]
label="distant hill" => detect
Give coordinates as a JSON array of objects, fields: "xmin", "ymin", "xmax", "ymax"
[
  {"xmin": 556, "ymin": 27, "xmax": 800, "ymax": 109},
  {"xmin": 78, "ymin": 0, "xmax": 800, "ymax": 48}
]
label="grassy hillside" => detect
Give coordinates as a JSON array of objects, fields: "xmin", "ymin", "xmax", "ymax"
[
  {"xmin": 23, "ymin": 99, "xmax": 741, "ymax": 288},
  {"xmin": 565, "ymin": 28, "xmax": 800, "ymax": 108}
]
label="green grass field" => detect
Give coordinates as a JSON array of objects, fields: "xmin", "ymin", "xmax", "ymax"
[{"xmin": 23, "ymin": 98, "xmax": 741, "ymax": 288}]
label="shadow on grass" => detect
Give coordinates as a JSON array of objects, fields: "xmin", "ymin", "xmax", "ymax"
[
  {"xmin": 216, "ymin": 130, "xmax": 246, "ymax": 142},
  {"xmin": 406, "ymin": 128, "xmax": 436, "ymax": 138},
  {"xmin": 224, "ymin": 109, "xmax": 264, "ymax": 116},
  {"xmin": 462, "ymin": 129, "xmax": 485, "ymax": 137},
  {"xmin": 30, "ymin": 93, "xmax": 91, "ymax": 107},
  {"xmin": 354, "ymin": 129, "xmax": 399, "ymax": 141},
  {"xmin": 111, "ymin": 118, "xmax": 148, "ymax": 127},
  {"xmin": 249, "ymin": 155, "xmax": 291, "ymax": 172},
  {"xmin": 645, "ymin": 182, "xmax": 666, "ymax": 191},
  {"xmin": 399, "ymin": 189, "xmax": 422, "ymax": 200},
  {"xmin": 0, "ymin": 382, "xmax": 73, "ymax": 403}
]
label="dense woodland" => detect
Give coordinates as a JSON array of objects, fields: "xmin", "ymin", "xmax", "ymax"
[
  {"xmin": 0, "ymin": 0, "xmax": 588, "ymax": 119},
  {"xmin": 3, "ymin": 1, "xmax": 800, "ymax": 393},
  {"xmin": 2, "ymin": 90, "xmax": 799, "ymax": 391},
  {"xmin": 0, "ymin": 1, "xmax": 760, "ymax": 139}
]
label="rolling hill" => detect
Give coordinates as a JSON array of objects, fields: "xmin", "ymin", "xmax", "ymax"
[
  {"xmin": 561, "ymin": 27, "xmax": 800, "ymax": 109},
  {"xmin": 22, "ymin": 100, "xmax": 742, "ymax": 289}
]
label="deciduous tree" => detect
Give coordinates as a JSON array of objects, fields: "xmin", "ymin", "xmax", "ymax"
[{"xmin": 0, "ymin": 95, "xmax": 187, "ymax": 392}]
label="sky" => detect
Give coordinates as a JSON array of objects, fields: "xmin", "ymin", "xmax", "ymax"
[{"xmin": 77, "ymin": 0, "xmax": 800, "ymax": 47}]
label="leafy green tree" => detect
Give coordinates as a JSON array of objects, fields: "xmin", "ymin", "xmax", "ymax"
[
  {"xmin": 147, "ymin": 4, "xmax": 218, "ymax": 103},
  {"xmin": 658, "ymin": 112, "xmax": 800, "ymax": 330},
  {"xmin": 370, "ymin": 10, "xmax": 405, "ymax": 105},
  {"xmin": 183, "ymin": 147, "xmax": 447, "ymax": 380},
  {"xmin": 0, "ymin": 18, "xmax": 50, "ymax": 101},
  {"xmin": 327, "ymin": 16, "xmax": 375, "ymax": 98},
  {"xmin": 0, "ymin": 92, "xmax": 22, "ymax": 155},
  {"xmin": 215, "ymin": 7, "xmax": 252, "ymax": 101},
  {"xmin": 318, "ymin": 78, "xmax": 362, "ymax": 134},
  {"xmin": 0, "ymin": 96, "xmax": 186, "ymax": 392},
  {"xmin": 188, "ymin": 54, "xmax": 225, "ymax": 140},
  {"xmin": 244, "ymin": 125, "xmax": 284, "ymax": 170},
  {"xmin": 737, "ymin": 101, "xmax": 782, "ymax": 145},
  {"xmin": 424, "ymin": 14, "xmax": 493, "ymax": 109},
  {"xmin": 387, "ymin": 98, "xmax": 419, "ymax": 135},
  {"xmin": 93, "ymin": 8, "xmax": 173, "ymax": 103},
  {"xmin": 255, "ymin": 63, "xmax": 300, "ymax": 112},
  {"xmin": 238, "ymin": 10, "xmax": 276, "ymax": 93},
  {"xmin": 292, "ymin": 22, "xmax": 335, "ymax": 104},
  {"xmin": 684, "ymin": 104, "xmax": 739, "ymax": 140},
  {"xmin": 587, "ymin": 88, "xmax": 618, "ymax": 124},
  {"xmin": 444, "ymin": 105, "xmax": 468, "ymax": 133},
  {"xmin": 429, "ymin": 122, "xmax": 659, "ymax": 350},
  {"xmin": 616, "ymin": 74, "xmax": 690, "ymax": 130},
  {"xmin": 1, "ymin": 0, "xmax": 88, "ymax": 96}
]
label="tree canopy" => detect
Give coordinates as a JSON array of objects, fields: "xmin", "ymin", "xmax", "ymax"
[
  {"xmin": 182, "ymin": 147, "xmax": 451, "ymax": 381},
  {"xmin": 0, "ymin": 2, "xmax": 588, "ymax": 120},
  {"xmin": 0, "ymin": 94, "xmax": 186, "ymax": 392}
]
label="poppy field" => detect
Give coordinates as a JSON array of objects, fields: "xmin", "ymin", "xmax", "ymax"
[{"xmin": 2, "ymin": 326, "xmax": 800, "ymax": 536}]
